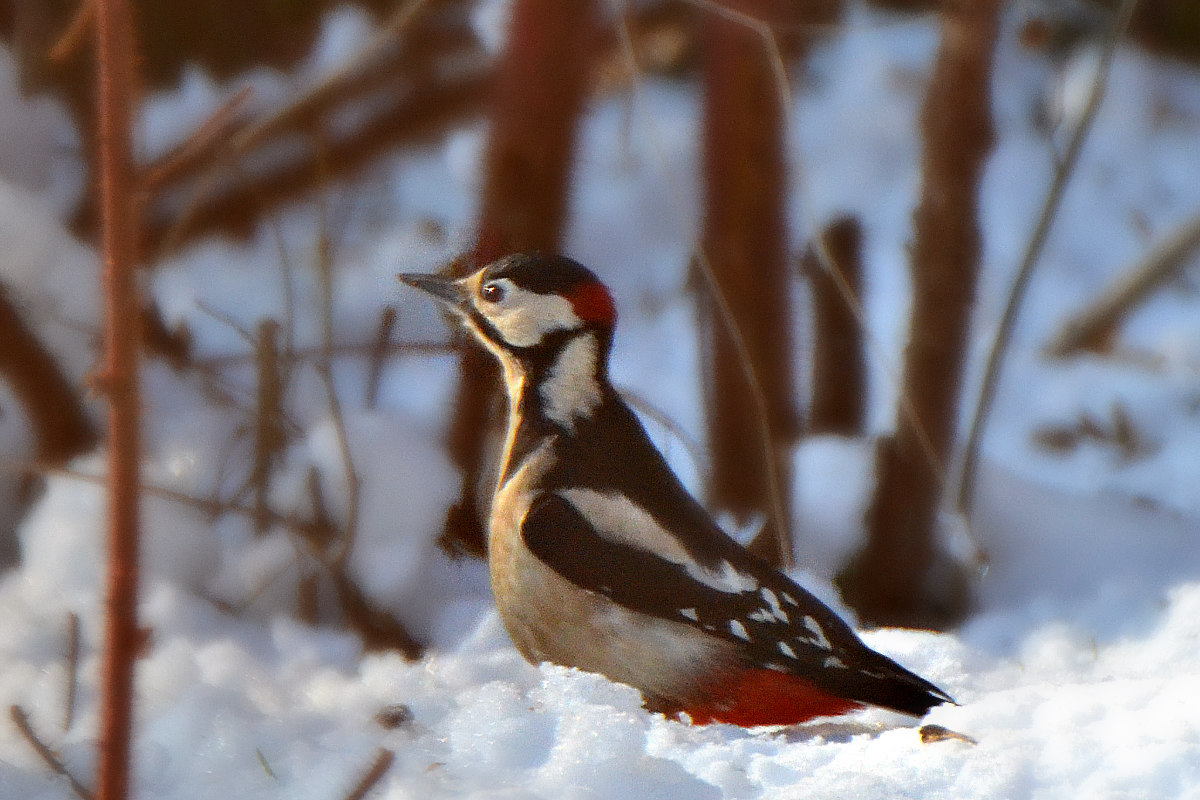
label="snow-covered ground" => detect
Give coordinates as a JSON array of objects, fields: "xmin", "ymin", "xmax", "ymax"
[{"xmin": 1, "ymin": 3, "xmax": 1200, "ymax": 798}]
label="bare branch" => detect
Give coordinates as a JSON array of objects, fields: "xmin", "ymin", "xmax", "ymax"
[
  {"xmin": 63, "ymin": 612, "xmax": 80, "ymax": 733},
  {"xmin": 1047, "ymin": 209, "xmax": 1200, "ymax": 357},
  {"xmin": 314, "ymin": 204, "xmax": 361, "ymax": 568},
  {"xmin": 342, "ymin": 748, "xmax": 395, "ymax": 800},
  {"xmin": 10, "ymin": 705, "xmax": 95, "ymax": 800},
  {"xmin": 957, "ymin": 0, "xmax": 1139, "ymax": 519},
  {"xmin": 365, "ymin": 307, "xmax": 398, "ymax": 411}
]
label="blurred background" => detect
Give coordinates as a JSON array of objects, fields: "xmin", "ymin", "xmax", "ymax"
[{"xmin": 0, "ymin": 0, "xmax": 1198, "ymax": 652}]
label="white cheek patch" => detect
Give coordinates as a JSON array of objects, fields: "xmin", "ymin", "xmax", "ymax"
[
  {"xmin": 541, "ymin": 334, "xmax": 601, "ymax": 428},
  {"xmin": 476, "ymin": 283, "xmax": 584, "ymax": 348}
]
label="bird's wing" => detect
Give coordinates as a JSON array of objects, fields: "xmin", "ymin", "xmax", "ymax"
[{"xmin": 521, "ymin": 492, "xmax": 952, "ymax": 714}]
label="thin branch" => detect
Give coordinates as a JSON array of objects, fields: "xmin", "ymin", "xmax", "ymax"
[
  {"xmin": 194, "ymin": 299, "xmax": 257, "ymax": 344},
  {"xmin": 63, "ymin": 612, "xmax": 80, "ymax": 732},
  {"xmin": 620, "ymin": 389, "xmax": 711, "ymax": 483},
  {"xmin": 0, "ymin": 459, "xmax": 332, "ymax": 557},
  {"xmin": 226, "ymin": 0, "xmax": 435, "ymax": 159},
  {"xmin": 806, "ymin": 225, "xmax": 947, "ymax": 481},
  {"xmin": 192, "ymin": 339, "xmax": 453, "ymax": 370},
  {"xmin": 126, "ymin": 0, "xmax": 458, "ymax": 253},
  {"xmin": 252, "ymin": 320, "xmax": 285, "ymax": 534},
  {"xmin": 341, "ymin": 748, "xmax": 395, "ymax": 800},
  {"xmin": 3, "ymin": 458, "xmax": 423, "ymax": 656},
  {"xmin": 140, "ymin": 86, "xmax": 255, "ymax": 193},
  {"xmin": 805, "ymin": 216, "xmax": 866, "ymax": 435},
  {"xmin": 314, "ymin": 199, "xmax": 361, "ymax": 567},
  {"xmin": 11, "ymin": 705, "xmax": 95, "ymax": 800},
  {"xmin": 680, "ymin": 0, "xmax": 794, "ymax": 118},
  {"xmin": 365, "ymin": 307, "xmax": 397, "ymax": 411},
  {"xmin": 1047, "ymin": 208, "xmax": 1200, "ymax": 357},
  {"xmin": 47, "ymin": 0, "xmax": 97, "ymax": 65},
  {"xmin": 956, "ymin": 0, "xmax": 1138, "ymax": 519}
]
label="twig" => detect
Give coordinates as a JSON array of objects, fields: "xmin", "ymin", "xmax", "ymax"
[
  {"xmin": 0, "ymin": 457, "xmax": 423, "ymax": 654},
  {"xmin": 47, "ymin": 0, "xmax": 97, "ymax": 64},
  {"xmin": 1046, "ymin": 209, "xmax": 1200, "ymax": 357},
  {"xmin": 0, "ymin": 459, "xmax": 332, "ymax": 553},
  {"xmin": 10, "ymin": 705, "xmax": 95, "ymax": 800},
  {"xmin": 63, "ymin": 612, "xmax": 80, "ymax": 732},
  {"xmin": 314, "ymin": 200, "xmax": 361, "ymax": 567},
  {"xmin": 193, "ymin": 339, "xmax": 452, "ymax": 370},
  {"xmin": 229, "ymin": 0, "xmax": 435, "ymax": 159},
  {"xmin": 341, "ymin": 748, "xmax": 395, "ymax": 800},
  {"xmin": 255, "ymin": 747, "xmax": 278, "ymax": 780},
  {"xmin": 122, "ymin": 2, "xmax": 684, "ymax": 253},
  {"xmin": 252, "ymin": 320, "xmax": 285, "ymax": 534},
  {"xmin": 365, "ymin": 307, "xmax": 397, "ymax": 411},
  {"xmin": 805, "ymin": 216, "xmax": 866, "ymax": 435},
  {"xmin": 140, "ymin": 86, "xmax": 255, "ymax": 193},
  {"xmin": 94, "ymin": 0, "xmax": 143, "ymax": 796},
  {"xmin": 129, "ymin": 0, "xmax": 455, "ymax": 252},
  {"xmin": 194, "ymin": 300, "xmax": 256, "ymax": 344},
  {"xmin": 956, "ymin": 0, "xmax": 1138, "ymax": 519},
  {"xmin": 680, "ymin": 0, "xmax": 793, "ymax": 117},
  {"xmin": 620, "ymin": 389, "xmax": 710, "ymax": 482},
  {"xmin": 331, "ymin": 571, "xmax": 422, "ymax": 658}
]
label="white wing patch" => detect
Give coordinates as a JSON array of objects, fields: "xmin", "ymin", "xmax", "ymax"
[
  {"xmin": 679, "ymin": 607, "xmax": 699, "ymax": 621},
  {"xmin": 560, "ymin": 489, "xmax": 692, "ymax": 564},
  {"xmin": 759, "ymin": 588, "xmax": 790, "ymax": 623},
  {"xmin": 778, "ymin": 641, "xmax": 798, "ymax": 660},
  {"xmin": 802, "ymin": 615, "xmax": 833, "ymax": 650},
  {"xmin": 557, "ymin": 490, "xmax": 761, "ymax": 595},
  {"xmin": 691, "ymin": 560, "xmax": 761, "ymax": 594},
  {"xmin": 729, "ymin": 620, "xmax": 750, "ymax": 641}
]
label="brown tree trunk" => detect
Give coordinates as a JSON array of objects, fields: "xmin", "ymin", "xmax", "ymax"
[
  {"xmin": 837, "ymin": 0, "xmax": 1001, "ymax": 629},
  {"xmin": 441, "ymin": 0, "xmax": 603, "ymax": 555},
  {"xmin": 805, "ymin": 216, "xmax": 866, "ymax": 436},
  {"xmin": 700, "ymin": 0, "xmax": 800, "ymax": 568}
]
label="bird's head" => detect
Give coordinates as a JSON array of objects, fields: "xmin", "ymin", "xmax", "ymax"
[{"xmin": 399, "ymin": 253, "xmax": 617, "ymax": 355}]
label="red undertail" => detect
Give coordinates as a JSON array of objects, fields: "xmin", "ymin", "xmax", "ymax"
[{"xmin": 683, "ymin": 669, "xmax": 863, "ymax": 727}]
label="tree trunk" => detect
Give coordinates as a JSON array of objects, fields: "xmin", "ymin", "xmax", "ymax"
[
  {"xmin": 441, "ymin": 0, "xmax": 603, "ymax": 556},
  {"xmin": 805, "ymin": 216, "xmax": 866, "ymax": 436},
  {"xmin": 699, "ymin": 0, "xmax": 800, "ymax": 567},
  {"xmin": 837, "ymin": 0, "xmax": 1001, "ymax": 629}
]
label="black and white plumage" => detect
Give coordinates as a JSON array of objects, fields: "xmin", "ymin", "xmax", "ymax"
[{"xmin": 399, "ymin": 253, "xmax": 952, "ymax": 725}]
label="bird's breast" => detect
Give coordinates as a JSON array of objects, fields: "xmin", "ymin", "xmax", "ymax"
[{"xmin": 486, "ymin": 447, "xmax": 738, "ymax": 709}]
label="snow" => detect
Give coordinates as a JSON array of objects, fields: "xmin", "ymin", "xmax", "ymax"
[{"xmin": 1, "ymin": 2, "xmax": 1200, "ymax": 799}]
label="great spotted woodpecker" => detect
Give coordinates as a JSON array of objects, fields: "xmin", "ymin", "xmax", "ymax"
[{"xmin": 399, "ymin": 253, "xmax": 952, "ymax": 726}]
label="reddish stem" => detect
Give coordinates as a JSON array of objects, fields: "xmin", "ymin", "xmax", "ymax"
[{"xmin": 94, "ymin": 0, "xmax": 142, "ymax": 797}]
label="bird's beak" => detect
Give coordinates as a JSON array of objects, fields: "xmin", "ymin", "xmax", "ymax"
[{"xmin": 397, "ymin": 272, "xmax": 467, "ymax": 308}]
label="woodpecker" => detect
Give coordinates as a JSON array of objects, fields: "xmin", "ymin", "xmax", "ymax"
[{"xmin": 398, "ymin": 253, "xmax": 953, "ymax": 726}]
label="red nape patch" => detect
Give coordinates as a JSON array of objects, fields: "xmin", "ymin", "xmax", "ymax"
[
  {"xmin": 567, "ymin": 281, "xmax": 617, "ymax": 326},
  {"xmin": 683, "ymin": 670, "xmax": 862, "ymax": 727}
]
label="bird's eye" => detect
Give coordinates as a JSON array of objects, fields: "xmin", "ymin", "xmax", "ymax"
[{"xmin": 481, "ymin": 282, "xmax": 506, "ymax": 303}]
